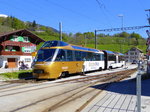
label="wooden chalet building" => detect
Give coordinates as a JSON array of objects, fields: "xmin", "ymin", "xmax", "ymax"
[
  {"xmin": 124, "ymin": 47, "xmax": 144, "ymax": 63},
  {"xmin": 0, "ymin": 29, "xmax": 45, "ymax": 68}
]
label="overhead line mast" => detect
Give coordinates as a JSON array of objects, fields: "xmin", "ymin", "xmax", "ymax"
[
  {"xmin": 94, "ymin": 25, "xmax": 150, "ymax": 49},
  {"xmin": 145, "ymin": 9, "xmax": 150, "ymax": 40},
  {"xmin": 96, "ymin": 25, "xmax": 150, "ymax": 32}
]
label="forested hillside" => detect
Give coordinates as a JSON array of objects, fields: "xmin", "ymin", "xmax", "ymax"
[
  {"xmin": 0, "ymin": 16, "xmax": 147, "ymax": 53},
  {"xmin": 68, "ymin": 32, "xmax": 147, "ymax": 53}
]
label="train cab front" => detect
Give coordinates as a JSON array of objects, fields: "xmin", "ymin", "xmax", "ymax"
[
  {"xmin": 32, "ymin": 61, "xmax": 51, "ymax": 79},
  {"xmin": 32, "ymin": 47, "xmax": 57, "ymax": 79},
  {"xmin": 32, "ymin": 40, "xmax": 71, "ymax": 79}
]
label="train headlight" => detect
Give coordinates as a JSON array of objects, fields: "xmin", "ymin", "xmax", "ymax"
[{"xmin": 45, "ymin": 62, "xmax": 53, "ymax": 65}]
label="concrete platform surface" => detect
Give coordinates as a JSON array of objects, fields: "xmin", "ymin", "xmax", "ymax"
[{"xmin": 82, "ymin": 73, "xmax": 150, "ymax": 112}]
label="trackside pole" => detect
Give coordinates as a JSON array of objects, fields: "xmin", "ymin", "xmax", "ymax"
[
  {"xmin": 59, "ymin": 22, "xmax": 62, "ymax": 41},
  {"xmin": 137, "ymin": 61, "xmax": 142, "ymax": 112}
]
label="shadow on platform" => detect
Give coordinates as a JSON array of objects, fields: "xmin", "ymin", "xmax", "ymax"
[{"xmin": 91, "ymin": 76, "xmax": 150, "ymax": 97}]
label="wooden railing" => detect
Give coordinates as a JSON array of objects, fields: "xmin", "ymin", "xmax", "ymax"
[
  {"xmin": 1, "ymin": 40, "xmax": 33, "ymax": 46},
  {"xmin": 0, "ymin": 51, "xmax": 31, "ymax": 56}
]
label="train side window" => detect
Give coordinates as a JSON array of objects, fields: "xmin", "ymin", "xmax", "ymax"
[
  {"xmin": 99, "ymin": 54, "xmax": 102, "ymax": 61},
  {"xmin": 55, "ymin": 49, "xmax": 66, "ymax": 61},
  {"xmin": 75, "ymin": 51, "xmax": 82, "ymax": 61},
  {"xmin": 92, "ymin": 53, "xmax": 96, "ymax": 61},
  {"xmin": 94, "ymin": 53, "xmax": 100, "ymax": 61},
  {"xmin": 81, "ymin": 51, "xmax": 86, "ymax": 61},
  {"xmin": 66, "ymin": 50, "xmax": 73, "ymax": 61},
  {"xmin": 86, "ymin": 52, "xmax": 92, "ymax": 61},
  {"xmin": 108, "ymin": 55, "xmax": 116, "ymax": 61},
  {"xmin": 101, "ymin": 54, "xmax": 104, "ymax": 61},
  {"xmin": 99, "ymin": 54, "xmax": 101, "ymax": 61}
]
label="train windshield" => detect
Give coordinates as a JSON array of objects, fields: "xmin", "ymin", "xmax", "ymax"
[{"xmin": 36, "ymin": 49, "xmax": 56, "ymax": 62}]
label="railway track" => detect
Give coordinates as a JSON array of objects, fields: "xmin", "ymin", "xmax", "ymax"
[
  {"xmin": 43, "ymin": 69, "xmax": 136, "ymax": 112},
  {"xmin": 0, "ymin": 69, "xmax": 134, "ymax": 94},
  {"xmin": 0, "ymin": 68, "xmax": 136, "ymax": 112}
]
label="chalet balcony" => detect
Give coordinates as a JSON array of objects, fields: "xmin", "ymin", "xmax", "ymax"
[
  {"xmin": 1, "ymin": 40, "xmax": 32, "ymax": 47},
  {"xmin": 0, "ymin": 51, "xmax": 31, "ymax": 56}
]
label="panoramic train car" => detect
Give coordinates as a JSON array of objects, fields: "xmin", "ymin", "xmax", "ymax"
[
  {"xmin": 32, "ymin": 40, "xmax": 105, "ymax": 79},
  {"xmin": 103, "ymin": 50, "xmax": 125, "ymax": 69}
]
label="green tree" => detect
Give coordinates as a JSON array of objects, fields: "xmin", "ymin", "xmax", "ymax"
[
  {"xmin": 32, "ymin": 20, "xmax": 37, "ymax": 28},
  {"xmin": 130, "ymin": 32, "xmax": 142, "ymax": 46},
  {"xmin": 130, "ymin": 32, "xmax": 141, "ymax": 39},
  {"xmin": 113, "ymin": 32, "xmax": 130, "ymax": 38},
  {"xmin": 11, "ymin": 17, "xmax": 25, "ymax": 29}
]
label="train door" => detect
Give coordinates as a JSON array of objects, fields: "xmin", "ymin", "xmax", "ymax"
[
  {"xmin": 74, "ymin": 51, "xmax": 83, "ymax": 73},
  {"xmin": 66, "ymin": 50, "xmax": 76, "ymax": 73},
  {"xmin": 107, "ymin": 54, "xmax": 116, "ymax": 69}
]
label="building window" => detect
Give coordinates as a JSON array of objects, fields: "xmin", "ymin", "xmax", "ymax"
[
  {"xmin": 130, "ymin": 52, "xmax": 134, "ymax": 55},
  {"xmin": 23, "ymin": 47, "xmax": 31, "ymax": 53},
  {"xmin": 24, "ymin": 37, "xmax": 28, "ymax": 42},
  {"xmin": 0, "ymin": 45, "xmax": 3, "ymax": 51},
  {"xmin": 131, "ymin": 48, "xmax": 136, "ymax": 51},
  {"xmin": 14, "ymin": 37, "xmax": 18, "ymax": 41},
  {"xmin": 5, "ymin": 46, "xmax": 13, "ymax": 51},
  {"xmin": 25, "ymin": 58, "xmax": 31, "ymax": 62},
  {"xmin": 24, "ymin": 49, "xmax": 31, "ymax": 53}
]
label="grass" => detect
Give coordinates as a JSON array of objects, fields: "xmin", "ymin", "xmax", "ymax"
[{"xmin": 0, "ymin": 70, "xmax": 32, "ymax": 80}]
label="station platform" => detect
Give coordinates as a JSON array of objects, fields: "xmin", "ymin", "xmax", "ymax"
[
  {"xmin": 82, "ymin": 72, "xmax": 150, "ymax": 112},
  {"xmin": 0, "ymin": 68, "xmax": 19, "ymax": 73}
]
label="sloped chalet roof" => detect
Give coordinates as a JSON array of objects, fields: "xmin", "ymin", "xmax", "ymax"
[
  {"xmin": 0, "ymin": 29, "xmax": 45, "ymax": 45},
  {"xmin": 131, "ymin": 47, "xmax": 143, "ymax": 53},
  {"xmin": 125, "ymin": 47, "xmax": 143, "ymax": 54}
]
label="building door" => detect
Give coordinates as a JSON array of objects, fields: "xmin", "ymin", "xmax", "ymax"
[{"xmin": 7, "ymin": 58, "xmax": 17, "ymax": 68}]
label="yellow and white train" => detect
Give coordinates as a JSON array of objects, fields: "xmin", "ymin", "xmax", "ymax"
[{"xmin": 32, "ymin": 40, "xmax": 125, "ymax": 79}]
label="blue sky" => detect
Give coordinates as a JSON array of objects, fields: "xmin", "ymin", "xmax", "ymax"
[{"xmin": 0, "ymin": 0, "xmax": 150, "ymax": 37}]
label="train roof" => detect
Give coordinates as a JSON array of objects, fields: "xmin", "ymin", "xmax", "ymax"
[
  {"xmin": 103, "ymin": 50, "xmax": 124, "ymax": 56},
  {"xmin": 117, "ymin": 53, "xmax": 124, "ymax": 56},
  {"xmin": 71, "ymin": 45, "xmax": 100, "ymax": 52},
  {"xmin": 41, "ymin": 40, "xmax": 101, "ymax": 53},
  {"xmin": 103, "ymin": 50, "xmax": 115, "ymax": 54}
]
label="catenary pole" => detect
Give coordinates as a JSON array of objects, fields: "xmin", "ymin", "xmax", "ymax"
[
  {"xmin": 118, "ymin": 14, "xmax": 124, "ymax": 31},
  {"xmin": 94, "ymin": 30, "xmax": 97, "ymax": 49},
  {"xmin": 59, "ymin": 22, "xmax": 62, "ymax": 41},
  {"xmin": 145, "ymin": 9, "xmax": 150, "ymax": 25},
  {"xmin": 137, "ymin": 61, "xmax": 142, "ymax": 112}
]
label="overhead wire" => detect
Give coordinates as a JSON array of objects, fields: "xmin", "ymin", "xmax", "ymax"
[
  {"xmin": 42, "ymin": 0, "xmax": 106, "ymax": 33},
  {"xmin": 0, "ymin": 0, "xmax": 115, "ymax": 34},
  {"xmin": 95, "ymin": 0, "xmax": 113, "ymax": 29},
  {"xmin": 44, "ymin": 0, "xmax": 101, "ymax": 23},
  {"xmin": 22, "ymin": 0, "xmax": 104, "ymax": 33}
]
